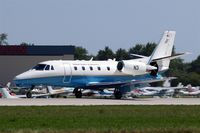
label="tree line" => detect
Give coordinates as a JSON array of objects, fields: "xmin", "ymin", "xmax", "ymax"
[{"xmin": 75, "ymin": 43, "xmax": 157, "ymax": 61}]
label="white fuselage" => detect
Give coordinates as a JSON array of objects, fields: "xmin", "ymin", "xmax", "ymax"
[{"xmin": 14, "ymin": 59, "xmax": 152, "ymax": 88}]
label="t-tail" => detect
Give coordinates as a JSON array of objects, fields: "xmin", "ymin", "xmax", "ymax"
[
  {"xmin": 147, "ymin": 31, "xmax": 185, "ymax": 76},
  {"xmin": 149, "ymin": 31, "xmax": 175, "ymax": 71}
]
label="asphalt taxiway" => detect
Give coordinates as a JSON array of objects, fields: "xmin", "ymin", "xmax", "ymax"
[{"xmin": 0, "ymin": 98, "xmax": 200, "ymax": 106}]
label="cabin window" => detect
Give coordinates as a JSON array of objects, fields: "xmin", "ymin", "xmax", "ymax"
[
  {"xmin": 82, "ymin": 66, "xmax": 85, "ymax": 71},
  {"xmin": 32, "ymin": 64, "xmax": 46, "ymax": 71},
  {"xmin": 107, "ymin": 67, "xmax": 110, "ymax": 71},
  {"xmin": 97, "ymin": 66, "xmax": 101, "ymax": 71},
  {"xmin": 90, "ymin": 66, "xmax": 93, "ymax": 71},
  {"xmin": 74, "ymin": 66, "xmax": 78, "ymax": 71},
  {"xmin": 45, "ymin": 65, "xmax": 50, "ymax": 70},
  {"xmin": 51, "ymin": 66, "xmax": 54, "ymax": 70}
]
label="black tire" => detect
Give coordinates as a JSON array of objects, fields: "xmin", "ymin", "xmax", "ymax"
[
  {"xmin": 75, "ymin": 90, "xmax": 82, "ymax": 98},
  {"xmin": 26, "ymin": 91, "xmax": 32, "ymax": 98},
  {"xmin": 114, "ymin": 89, "xmax": 122, "ymax": 99}
]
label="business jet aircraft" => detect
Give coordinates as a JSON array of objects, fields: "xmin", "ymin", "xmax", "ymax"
[{"xmin": 13, "ymin": 31, "xmax": 186, "ymax": 99}]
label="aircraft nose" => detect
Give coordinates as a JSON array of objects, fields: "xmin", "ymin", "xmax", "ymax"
[
  {"xmin": 14, "ymin": 73, "xmax": 23, "ymax": 80},
  {"xmin": 13, "ymin": 72, "xmax": 30, "ymax": 86}
]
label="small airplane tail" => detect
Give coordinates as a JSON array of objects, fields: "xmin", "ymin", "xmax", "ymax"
[
  {"xmin": 163, "ymin": 77, "xmax": 177, "ymax": 87},
  {"xmin": 148, "ymin": 31, "xmax": 176, "ymax": 72},
  {"xmin": 6, "ymin": 82, "xmax": 11, "ymax": 88},
  {"xmin": 177, "ymin": 82, "xmax": 183, "ymax": 88},
  {"xmin": 163, "ymin": 79, "xmax": 171, "ymax": 87},
  {"xmin": 47, "ymin": 86, "xmax": 54, "ymax": 94},
  {"xmin": 0, "ymin": 87, "xmax": 18, "ymax": 99}
]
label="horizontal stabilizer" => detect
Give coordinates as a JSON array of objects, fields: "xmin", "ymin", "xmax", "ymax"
[
  {"xmin": 152, "ymin": 52, "xmax": 188, "ymax": 62},
  {"xmin": 130, "ymin": 54, "xmax": 148, "ymax": 58}
]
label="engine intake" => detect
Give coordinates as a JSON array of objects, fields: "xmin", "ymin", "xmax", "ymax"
[{"xmin": 117, "ymin": 61, "xmax": 124, "ymax": 71}]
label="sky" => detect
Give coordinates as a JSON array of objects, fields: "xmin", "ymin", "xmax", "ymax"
[{"xmin": 0, "ymin": 0, "xmax": 200, "ymax": 62}]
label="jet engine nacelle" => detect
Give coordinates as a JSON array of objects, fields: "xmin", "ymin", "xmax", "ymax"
[{"xmin": 117, "ymin": 60, "xmax": 157, "ymax": 75}]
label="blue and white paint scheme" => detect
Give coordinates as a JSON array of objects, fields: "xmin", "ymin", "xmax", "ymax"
[{"xmin": 13, "ymin": 31, "xmax": 185, "ymax": 99}]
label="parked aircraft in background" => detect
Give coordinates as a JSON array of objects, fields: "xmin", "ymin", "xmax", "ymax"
[
  {"xmin": 82, "ymin": 89, "xmax": 113, "ymax": 98},
  {"xmin": 0, "ymin": 84, "xmax": 3, "ymax": 98},
  {"xmin": 47, "ymin": 86, "xmax": 74, "ymax": 98},
  {"xmin": 0, "ymin": 86, "xmax": 74, "ymax": 99},
  {"xmin": 129, "ymin": 78, "xmax": 183, "ymax": 97},
  {"xmin": 0, "ymin": 87, "xmax": 23, "ymax": 98},
  {"xmin": 14, "ymin": 31, "xmax": 186, "ymax": 99},
  {"xmin": 179, "ymin": 84, "xmax": 200, "ymax": 97}
]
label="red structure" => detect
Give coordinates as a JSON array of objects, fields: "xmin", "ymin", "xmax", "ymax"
[{"xmin": 0, "ymin": 45, "xmax": 27, "ymax": 55}]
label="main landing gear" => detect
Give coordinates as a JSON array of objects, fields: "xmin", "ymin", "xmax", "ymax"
[
  {"xmin": 73, "ymin": 88, "xmax": 82, "ymax": 98},
  {"xmin": 114, "ymin": 88, "xmax": 122, "ymax": 99},
  {"xmin": 26, "ymin": 85, "xmax": 35, "ymax": 98}
]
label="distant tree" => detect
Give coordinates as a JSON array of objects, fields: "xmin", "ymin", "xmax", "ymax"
[
  {"xmin": 185, "ymin": 72, "xmax": 200, "ymax": 86},
  {"xmin": 0, "ymin": 33, "xmax": 8, "ymax": 45},
  {"xmin": 96, "ymin": 46, "xmax": 115, "ymax": 60},
  {"xmin": 115, "ymin": 48, "xmax": 129, "ymax": 61},
  {"xmin": 74, "ymin": 46, "xmax": 88, "ymax": 60},
  {"xmin": 129, "ymin": 44, "xmax": 144, "ymax": 56},
  {"xmin": 167, "ymin": 58, "xmax": 185, "ymax": 75},
  {"xmin": 165, "ymin": 58, "xmax": 186, "ymax": 86},
  {"xmin": 128, "ymin": 43, "xmax": 156, "ymax": 59},
  {"xmin": 189, "ymin": 56, "xmax": 200, "ymax": 74},
  {"xmin": 20, "ymin": 42, "xmax": 29, "ymax": 46},
  {"xmin": 143, "ymin": 42, "xmax": 157, "ymax": 56}
]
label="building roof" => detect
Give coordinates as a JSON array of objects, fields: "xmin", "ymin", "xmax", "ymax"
[{"xmin": 0, "ymin": 45, "xmax": 75, "ymax": 56}]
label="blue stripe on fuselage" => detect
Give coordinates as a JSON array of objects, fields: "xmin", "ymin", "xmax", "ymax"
[{"xmin": 14, "ymin": 74, "xmax": 162, "ymax": 88}]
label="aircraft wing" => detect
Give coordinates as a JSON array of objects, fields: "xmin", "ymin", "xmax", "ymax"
[{"xmin": 86, "ymin": 77, "xmax": 167, "ymax": 89}]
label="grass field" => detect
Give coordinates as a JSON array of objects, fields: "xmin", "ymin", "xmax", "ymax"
[{"xmin": 0, "ymin": 105, "xmax": 200, "ymax": 133}]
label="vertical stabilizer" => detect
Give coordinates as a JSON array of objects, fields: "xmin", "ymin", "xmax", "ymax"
[{"xmin": 149, "ymin": 31, "xmax": 176, "ymax": 71}]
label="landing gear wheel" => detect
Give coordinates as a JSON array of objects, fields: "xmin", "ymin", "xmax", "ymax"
[
  {"xmin": 114, "ymin": 88, "xmax": 122, "ymax": 99},
  {"xmin": 26, "ymin": 91, "xmax": 32, "ymax": 98},
  {"xmin": 26, "ymin": 85, "xmax": 35, "ymax": 98},
  {"xmin": 74, "ymin": 88, "xmax": 82, "ymax": 98}
]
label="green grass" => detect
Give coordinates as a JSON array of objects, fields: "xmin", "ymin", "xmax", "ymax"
[{"xmin": 0, "ymin": 106, "xmax": 200, "ymax": 133}]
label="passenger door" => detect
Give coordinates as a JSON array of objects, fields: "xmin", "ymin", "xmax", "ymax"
[{"xmin": 63, "ymin": 63, "xmax": 72, "ymax": 83}]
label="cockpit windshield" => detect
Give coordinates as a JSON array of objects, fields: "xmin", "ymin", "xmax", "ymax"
[
  {"xmin": 32, "ymin": 64, "xmax": 55, "ymax": 71},
  {"xmin": 32, "ymin": 64, "xmax": 47, "ymax": 71}
]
